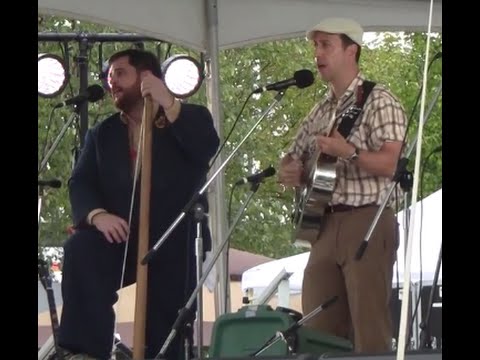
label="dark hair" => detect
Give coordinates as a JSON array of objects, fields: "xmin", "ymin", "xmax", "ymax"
[
  {"xmin": 340, "ymin": 34, "xmax": 361, "ymax": 63},
  {"xmin": 108, "ymin": 49, "xmax": 162, "ymax": 78}
]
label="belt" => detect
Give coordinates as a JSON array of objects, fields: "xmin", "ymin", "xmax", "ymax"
[{"xmin": 325, "ymin": 203, "xmax": 376, "ymax": 213}]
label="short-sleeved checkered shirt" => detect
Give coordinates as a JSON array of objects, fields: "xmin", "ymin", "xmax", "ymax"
[{"xmin": 287, "ymin": 72, "xmax": 408, "ymax": 207}]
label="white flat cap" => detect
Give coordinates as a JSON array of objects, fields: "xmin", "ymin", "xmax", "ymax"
[{"xmin": 306, "ymin": 17, "xmax": 364, "ymax": 46}]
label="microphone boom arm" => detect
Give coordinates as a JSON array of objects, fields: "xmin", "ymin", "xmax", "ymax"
[{"xmin": 39, "ymin": 111, "xmax": 79, "ymax": 174}]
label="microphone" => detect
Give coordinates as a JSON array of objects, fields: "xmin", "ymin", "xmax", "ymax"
[
  {"xmin": 38, "ymin": 179, "xmax": 62, "ymax": 188},
  {"xmin": 54, "ymin": 84, "xmax": 105, "ymax": 109},
  {"xmin": 253, "ymin": 69, "xmax": 314, "ymax": 94},
  {"xmin": 235, "ymin": 166, "xmax": 276, "ymax": 185}
]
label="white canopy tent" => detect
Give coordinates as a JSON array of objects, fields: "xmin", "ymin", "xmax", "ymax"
[
  {"xmin": 38, "ymin": 0, "xmax": 442, "ymax": 52},
  {"xmin": 242, "ymin": 188, "xmax": 443, "ymax": 295},
  {"xmin": 38, "ymin": 0, "xmax": 442, "ymax": 316}
]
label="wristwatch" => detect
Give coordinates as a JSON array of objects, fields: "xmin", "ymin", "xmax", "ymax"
[{"xmin": 345, "ymin": 147, "xmax": 360, "ymax": 162}]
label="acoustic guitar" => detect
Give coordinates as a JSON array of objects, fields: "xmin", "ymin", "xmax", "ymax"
[
  {"xmin": 290, "ymin": 86, "xmax": 373, "ymax": 247},
  {"xmin": 290, "ymin": 114, "xmax": 340, "ymax": 248}
]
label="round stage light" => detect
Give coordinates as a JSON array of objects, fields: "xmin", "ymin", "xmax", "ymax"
[
  {"xmin": 162, "ymin": 55, "xmax": 204, "ymax": 99},
  {"xmin": 38, "ymin": 53, "xmax": 68, "ymax": 98}
]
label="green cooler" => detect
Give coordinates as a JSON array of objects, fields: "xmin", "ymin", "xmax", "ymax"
[{"xmin": 208, "ymin": 305, "xmax": 353, "ymax": 357}]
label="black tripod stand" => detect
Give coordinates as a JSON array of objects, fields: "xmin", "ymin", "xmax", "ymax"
[
  {"xmin": 419, "ymin": 244, "xmax": 442, "ymax": 349},
  {"xmin": 38, "ymin": 179, "xmax": 64, "ymax": 360},
  {"xmin": 250, "ymin": 296, "xmax": 338, "ymax": 356},
  {"xmin": 154, "ymin": 180, "xmax": 266, "ymax": 359},
  {"xmin": 38, "ymin": 258, "xmax": 64, "ymax": 360}
]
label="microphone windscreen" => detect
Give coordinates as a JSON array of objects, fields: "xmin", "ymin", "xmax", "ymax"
[
  {"xmin": 294, "ymin": 69, "xmax": 315, "ymax": 89},
  {"xmin": 38, "ymin": 179, "xmax": 62, "ymax": 188},
  {"xmin": 49, "ymin": 179, "xmax": 62, "ymax": 188},
  {"xmin": 86, "ymin": 84, "xmax": 105, "ymax": 103},
  {"xmin": 264, "ymin": 166, "xmax": 276, "ymax": 177}
]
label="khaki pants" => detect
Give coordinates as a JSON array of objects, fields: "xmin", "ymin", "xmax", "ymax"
[{"xmin": 302, "ymin": 206, "xmax": 398, "ymax": 353}]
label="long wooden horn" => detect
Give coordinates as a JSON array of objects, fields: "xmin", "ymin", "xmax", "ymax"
[{"xmin": 133, "ymin": 96, "xmax": 154, "ymax": 360}]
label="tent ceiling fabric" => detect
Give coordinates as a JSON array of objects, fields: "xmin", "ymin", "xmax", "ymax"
[{"xmin": 38, "ymin": 0, "xmax": 442, "ymax": 52}]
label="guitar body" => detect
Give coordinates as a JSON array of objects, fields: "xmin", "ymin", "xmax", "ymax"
[{"xmin": 292, "ymin": 153, "xmax": 337, "ymax": 247}]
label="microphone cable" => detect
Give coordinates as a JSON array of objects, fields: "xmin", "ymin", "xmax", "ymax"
[
  {"xmin": 279, "ymin": 85, "xmax": 327, "ymax": 151},
  {"xmin": 38, "ymin": 106, "xmax": 57, "ymax": 173},
  {"xmin": 390, "ymin": 51, "xmax": 442, "ymax": 207},
  {"xmin": 224, "ymin": 180, "xmax": 240, "ymax": 311},
  {"xmin": 207, "ymin": 88, "xmax": 257, "ymax": 295},
  {"xmin": 227, "ymin": 182, "xmax": 239, "ymax": 228},
  {"xmin": 207, "ymin": 61, "xmax": 277, "ymax": 170},
  {"xmin": 390, "ymin": 53, "xmax": 441, "ymax": 347},
  {"xmin": 208, "ymin": 66, "xmax": 315, "ymax": 172},
  {"xmin": 207, "ymin": 90, "xmax": 255, "ymax": 171},
  {"xmin": 395, "ymin": 51, "xmax": 442, "ymax": 176},
  {"xmin": 392, "ymin": 180, "xmax": 401, "ymax": 349},
  {"xmin": 405, "ymin": 143, "xmax": 442, "ymax": 349}
]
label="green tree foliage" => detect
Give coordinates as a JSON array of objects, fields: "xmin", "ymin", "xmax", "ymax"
[{"xmin": 38, "ymin": 16, "xmax": 442, "ymax": 259}]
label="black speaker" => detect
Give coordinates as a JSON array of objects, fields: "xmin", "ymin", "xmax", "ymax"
[
  {"xmin": 418, "ymin": 283, "xmax": 442, "ymax": 348},
  {"xmin": 320, "ymin": 349, "xmax": 442, "ymax": 359},
  {"xmin": 390, "ymin": 285, "xmax": 414, "ymax": 344}
]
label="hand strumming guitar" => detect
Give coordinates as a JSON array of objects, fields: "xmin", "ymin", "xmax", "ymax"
[
  {"xmin": 316, "ymin": 130, "xmax": 356, "ymax": 159},
  {"xmin": 278, "ymin": 155, "xmax": 304, "ymax": 187}
]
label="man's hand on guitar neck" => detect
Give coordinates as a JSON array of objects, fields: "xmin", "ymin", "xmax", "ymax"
[
  {"xmin": 278, "ymin": 155, "xmax": 304, "ymax": 187},
  {"xmin": 316, "ymin": 130, "xmax": 355, "ymax": 159}
]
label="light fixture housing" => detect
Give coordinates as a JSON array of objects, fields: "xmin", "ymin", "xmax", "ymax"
[
  {"xmin": 100, "ymin": 54, "xmax": 204, "ymax": 99},
  {"xmin": 161, "ymin": 55, "xmax": 204, "ymax": 99},
  {"xmin": 38, "ymin": 53, "xmax": 68, "ymax": 98}
]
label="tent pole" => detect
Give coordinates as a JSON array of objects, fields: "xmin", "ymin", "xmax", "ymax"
[
  {"xmin": 396, "ymin": 2, "xmax": 438, "ymax": 358},
  {"xmin": 204, "ymin": 0, "xmax": 230, "ymax": 317}
]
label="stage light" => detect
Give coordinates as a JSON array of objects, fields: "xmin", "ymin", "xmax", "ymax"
[
  {"xmin": 161, "ymin": 55, "xmax": 204, "ymax": 99},
  {"xmin": 100, "ymin": 54, "xmax": 203, "ymax": 99},
  {"xmin": 38, "ymin": 53, "xmax": 68, "ymax": 98}
]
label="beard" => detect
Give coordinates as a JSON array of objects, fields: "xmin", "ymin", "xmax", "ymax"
[{"xmin": 112, "ymin": 79, "xmax": 142, "ymax": 113}]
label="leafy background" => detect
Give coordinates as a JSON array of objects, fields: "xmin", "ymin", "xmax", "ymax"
[{"xmin": 38, "ymin": 17, "xmax": 442, "ymax": 259}]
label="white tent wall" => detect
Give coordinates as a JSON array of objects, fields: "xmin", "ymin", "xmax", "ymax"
[
  {"xmin": 396, "ymin": 189, "xmax": 442, "ymax": 284},
  {"xmin": 38, "ymin": 0, "xmax": 442, "ymax": 316}
]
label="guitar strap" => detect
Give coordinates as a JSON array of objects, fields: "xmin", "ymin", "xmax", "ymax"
[{"xmin": 336, "ymin": 80, "xmax": 376, "ymax": 139}]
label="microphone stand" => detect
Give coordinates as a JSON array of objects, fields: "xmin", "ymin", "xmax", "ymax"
[
  {"xmin": 355, "ymin": 79, "xmax": 442, "ymax": 261},
  {"xmin": 193, "ymin": 203, "xmax": 205, "ymax": 360},
  {"xmin": 419, "ymin": 243, "xmax": 442, "ymax": 349},
  {"xmin": 141, "ymin": 89, "xmax": 286, "ymax": 265},
  {"xmin": 38, "ymin": 259, "xmax": 64, "ymax": 360},
  {"xmin": 39, "ymin": 109, "xmax": 79, "ymax": 174},
  {"xmin": 154, "ymin": 180, "xmax": 264, "ymax": 359},
  {"xmin": 38, "ymin": 186, "xmax": 45, "ymax": 228},
  {"xmin": 37, "ymin": 182, "xmax": 64, "ymax": 360},
  {"xmin": 249, "ymin": 295, "xmax": 339, "ymax": 356}
]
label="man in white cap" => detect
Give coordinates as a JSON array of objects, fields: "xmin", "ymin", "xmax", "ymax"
[{"xmin": 278, "ymin": 18, "xmax": 408, "ymax": 353}]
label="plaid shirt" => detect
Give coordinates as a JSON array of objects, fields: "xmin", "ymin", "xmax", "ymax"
[{"xmin": 287, "ymin": 73, "xmax": 407, "ymax": 207}]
